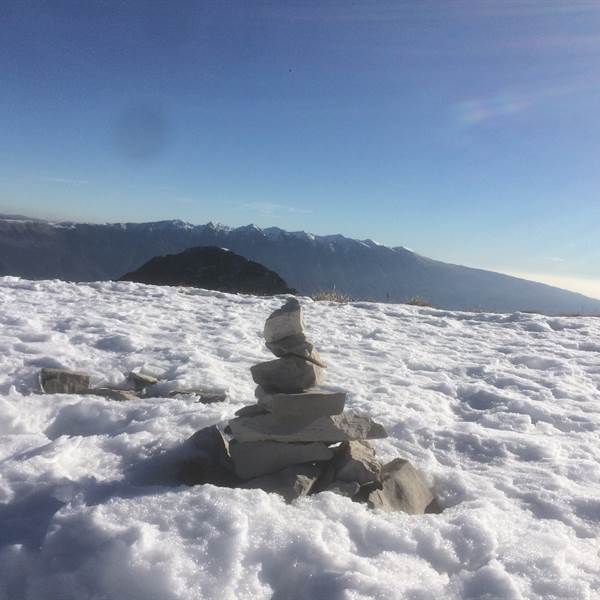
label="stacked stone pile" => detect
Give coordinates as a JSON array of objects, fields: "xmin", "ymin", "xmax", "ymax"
[
  {"xmin": 207, "ymin": 298, "xmax": 440, "ymax": 513},
  {"xmin": 38, "ymin": 298, "xmax": 440, "ymax": 513}
]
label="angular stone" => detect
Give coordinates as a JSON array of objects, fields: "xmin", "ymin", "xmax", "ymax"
[
  {"xmin": 128, "ymin": 371, "xmax": 158, "ymax": 391},
  {"xmin": 188, "ymin": 425, "xmax": 231, "ymax": 468},
  {"xmin": 251, "ymin": 356, "xmax": 324, "ymax": 393},
  {"xmin": 229, "ymin": 440, "xmax": 333, "ymax": 480},
  {"xmin": 228, "ymin": 411, "xmax": 388, "ymax": 443},
  {"xmin": 266, "ymin": 333, "xmax": 314, "ymax": 359},
  {"xmin": 240, "ymin": 464, "xmax": 321, "ymax": 502},
  {"xmin": 367, "ymin": 458, "xmax": 434, "ymax": 514},
  {"xmin": 324, "ymin": 480, "xmax": 361, "ymax": 498},
  {"xmin": 255, "ymin": 386, "xmax": 346, "ymax": 419},
  {"xmin": 265, "ymin": 335, "xmax": 326, "ymax": 368},
  {"xmin": 180, "ymin": 425, "xmax": 236, "ymax": 486},
  {"xmin": 88, "ymin": 388, "xmax": 139, "ymax": 402},
  {"xmin": 334, "ymin": 440, "xmax": 382, "ymax": 485},
  {"xmin": 263, "ymin": 298, "xmax": 303, "ymax": 343},
  {"xmin": 234, "ymin": 404, "xmax": 269, "ymax": 418},
  {"xmin": 39, "ymin": 368, "xmax": 90, "ymax": 394}
]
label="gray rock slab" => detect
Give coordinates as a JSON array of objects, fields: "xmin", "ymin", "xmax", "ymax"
[
  {"xmin": 180, "ymin": 425, "xmax": 236, "ymax": 486},
  {"xmin": 88, "ymin": 388, "xmax": 139, "ymax": 402},
  {"xmin": 255, "ymin": 386, "xmax": 346, "ymax": 419},
  {"xmin": 251, "ymin": 356, "xmax": 324, "ymax": 393},
  {"xmin": 128, "ymin": 371, "xmax": 158, "ymax": 391},
  {"xmin": 39, "ymin": 368, "xmax": 90, "ymax": 394},
  {"xmin": 230, "ymin": 440, "xmax": 333, "ymax": 480},
  {"xmin": 263, "ymin": 298, "xmax": 304, "ymax": 343},
  {"xmin": 240, "ymin": 464, "xmax": 322, "ymax": 502},
  {"xmin": 334, "ymin": 440, "xmax": 382, "ymax": 485},
  {"xmin": 188, "ymin": 425, "xmax": 231, "ymax": 467},
  {"xmin": 265, "ymin": 335, "xmax": 326, "ymax": 367},
  {"xmin": 229, "ymin": 411, "xmax": 388, "ymax": 443},
  {"xmin": 367, "ymin": 458, "xmax": 434, "ymax": 514}
]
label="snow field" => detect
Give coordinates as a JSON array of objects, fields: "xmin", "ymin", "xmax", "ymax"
[{"xmin": 0, "ymin": 277, "xmax": 599, "ymax": 599}]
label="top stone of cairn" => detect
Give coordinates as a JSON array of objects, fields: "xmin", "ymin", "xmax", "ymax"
[{"xmin": 263, "ymin": 298, "xmax": 304, "ymax": 343}]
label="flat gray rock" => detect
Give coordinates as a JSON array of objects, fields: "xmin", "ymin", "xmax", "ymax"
[
  {"xmin": 265, "ymin": 334, "xmax": 326, "ymax": 367},
  {"xmin": 334, "ymin": 440, "xmax": 382, "ymax": 485},
  {"xmin": 240, "ymin": 464, "xmax": 321, "ymax": 502},
  {"xmin": 39, "ymin": 368, "xmax": 90, "ymax": 394},
  {"xmin": 230, "ymin": 440, "xmax": 333, "ymax": 480},
  {"xmin": 367, "ymin": 458, "xmax": 434, "ymax": 514},
  {"xmin": 88, "ymin": 388, "xmax": 139, "ymax": 402},
  {"xmin": 251, "ymin": 356, "xmax": 324, "ymax": 393},
  {"xmin": 229, "ymin": 411, "xmax": 388, "ymax": 443},
  {"xmin": 266, "ymin": 333, "xmax": 314, "ymax": 359},
  {"xmin": 263, "ymin": 298, "xmax": 304, "ymax": 343},
  {"xmin": 255, "ymin": 386, "xmax": 346, "ymax": 419},
  {"xmin": 128, "ymin": 371, "xmax": 158, "ymax": 391}
]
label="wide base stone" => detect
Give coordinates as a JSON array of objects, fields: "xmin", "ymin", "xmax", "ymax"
[
  {"xmin": 228, "ymin": 411, "xmax": 388, "ymax": 443},
  {"xmin": 251, "ymin": 356, "xmax": 324, "ymax": 393},
  {"xmin": 255, "ymin": 386, "xmax": 346, "ymax": 419},
  {"xmin": 230, "ymin": 440, "xmax": 333, "ymax": 479},
  {"xmin": 39, "ymin": 368, "xmax": 90, "ymax": 394},
  {"xmin": 240, "ymin": 464, "xmax": 322, "ymax": 502},
  {"xmin": 367, "ymin": 458, "xmax": 434, "ymax": 514}
]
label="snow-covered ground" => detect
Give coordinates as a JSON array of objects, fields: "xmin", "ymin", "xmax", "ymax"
[{"xmin": 1, "ymin": 277, "xmax": 599, "ymax": 600}]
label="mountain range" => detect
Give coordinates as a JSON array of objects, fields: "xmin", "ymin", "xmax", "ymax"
[{"xmin": 1, "ymin": 214, "xmax": 599, "ymax": 315}]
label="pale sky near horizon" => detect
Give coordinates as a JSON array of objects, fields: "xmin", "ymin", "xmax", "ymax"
[{"xmin": 1, "ymin": 1, "xmax": 600, "ymax": 299}]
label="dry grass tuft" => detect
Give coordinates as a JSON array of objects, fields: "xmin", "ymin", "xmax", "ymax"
[
  {"xmin": 404, "ymin": 296, "xmax": 433, "ymax": 307},
  {"xmin": 312, "ymin": 290, "xmax": 354, "ymax": 303}
]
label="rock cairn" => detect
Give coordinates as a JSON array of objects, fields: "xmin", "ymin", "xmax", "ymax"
[
  {"xmin": 200, "ymin": 298, "xmax": 440, "ymax": 513},
  {"xmin": 37, "ymin": 299, "xmax": 440, "ymax": 513}
]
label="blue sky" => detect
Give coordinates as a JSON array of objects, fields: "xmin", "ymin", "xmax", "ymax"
[{"xmin": 1, "ymin": 1, "xmax": 600, "ymax": 298}]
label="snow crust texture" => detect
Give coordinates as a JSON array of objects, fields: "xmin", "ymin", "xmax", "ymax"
[{"xmin": 1, "ymin": 277, "xmax": 599, "ymax": 600}]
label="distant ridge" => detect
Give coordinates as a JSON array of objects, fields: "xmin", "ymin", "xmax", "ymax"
[
  {"xmin": 0, "ymin": 213, "xmax": 48, "ymax": 223},
  {"xmin": 1, "ymin": 215, "xmax": 599, "ymax": 315}
]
